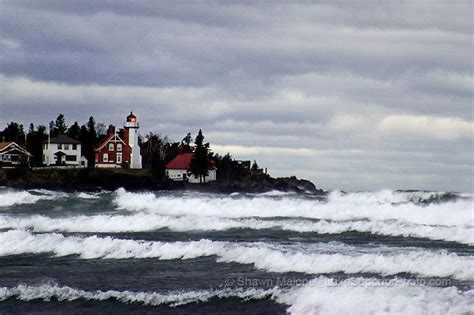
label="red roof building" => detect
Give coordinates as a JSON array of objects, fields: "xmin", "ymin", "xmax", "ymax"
[
  {"xmin": 95, "ymin": 113, "xmax": 142, "ymax": 169},
  {"xmin": 166, "ymin": 153, "xmax": 216, "ymax": 183},
  {"xmin": 94, "ymin": 126, "xmax": 131, "ymax": 168}
]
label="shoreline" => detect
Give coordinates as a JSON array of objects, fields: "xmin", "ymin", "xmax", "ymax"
[{"xmin": 0, "ymin": 168, "xmax": 327, "ymax": 196}]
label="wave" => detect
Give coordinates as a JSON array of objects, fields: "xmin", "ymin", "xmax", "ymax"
[
  {"xmin": 328, "ymin": 190, "xmax": 469, "ymax": 205},
  {"xmin": 1, "ymin": 279, "xmax": 472, "ymax": 314},
  {"xmin": 113, "ymin": 188, "xmax": 473, "ymax": 227},
  {"xmin": 1, "ymin": 230, "xmax": 472, "ymax": 280},
  {"xmin": 0, "ymin": 213, "xmax": 472, "ymax": 245},
  {"xmin": 277, "ymin": 276, "xmax": 474, "ymax": 315},
  {"xmin": 0, "ymin": 283, "xmax": 276, "ymax": 307},
  {"xmin": 76, "ymin": 192, "xmax": 100, "ymax": 200},
  {"xmin": 0, "ymin": 190, "xmax": 44, "ymax": 207}
]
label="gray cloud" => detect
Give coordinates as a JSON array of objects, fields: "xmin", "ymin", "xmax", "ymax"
[{"xmin": 0, "ymin": 0, "xmax": 472, "ymax": 191}]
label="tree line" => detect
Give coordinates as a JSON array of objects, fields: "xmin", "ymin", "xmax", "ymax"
[{"xmin": 1, "ymin": 114, "xmax": 259, "ymax": 182}]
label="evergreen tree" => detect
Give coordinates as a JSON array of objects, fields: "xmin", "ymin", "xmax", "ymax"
[
  {"xmin": 24, "ymin": 123, "xmax": 47, "ymax": 166},
  {"xmin": 54, "ymin": 114, "xmax": 68, "ymax": 135},
  {"xmin": 251, "ymin": 160, "xmax": 259, "ymax": 171},
  {"xmin": 2, "ymin": 122, "xmax": 25, "ymax": 146},
  {"xmin": 67, "ymin": 121, "xmax": 81, "ymax": 139},
  {"xmin": 87, "ymin": 116, "xmax": 97, "ymax": 145},
  {"xmin": 78, "ymin": 117, "xmax": 98, "ymax": 168},
  {"xmin": 188, "ymin": 129, "xmax": 209, "ymax": 183}
]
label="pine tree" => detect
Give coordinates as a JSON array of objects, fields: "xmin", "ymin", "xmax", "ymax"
[
  {"xmin": 188, "ymin": 129, "xmax": 209, "ymax": 183},
  {"xmin": 67, "ymin": 122, "xmax": 81, "ymax": 140},
  {"xmin": 54, "ymin": 114, "xmax": 68, "ymax": 135},
  {"xmin": 87, "ymin": 116, "xmax": 97, "ymax": 145},
  {"xmin": 2, "ymin": 122, "xmax": 25, "ymax": 146}
]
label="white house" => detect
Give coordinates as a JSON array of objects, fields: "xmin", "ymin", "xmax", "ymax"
[
  {"xmin": 42, "ymin": 135, "xmax": 87, "ymax": 167},
  {"xmin": 166, "ymin": 153, "xmax": 216, "ymax": 183}
]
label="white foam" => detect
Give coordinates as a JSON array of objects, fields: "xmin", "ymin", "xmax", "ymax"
[
  {"xmin": 277, "ymin": 276, "xmax": 474, "ymax": 315},
  {"xmin": 0, "ymin": 230, "xmax": 472, "ymax": 280},
  {"xmin": 76, "ymin": 192, "xmax": 100, "ymax": 200},
  {"xmin": 113, "ymin": 188, "xmax": 473, "ymax": 227},
  {"xmin": 0, "ymin": 190, "xmax": 42, "ymax": 207},
  {"xmin": 0, "ymin": 214, "xmax": 472, "ymax": 245},
  {"xmin": 0, "ymin": 280, "xmax": 472, "ymax": 314},
  {"xmin": 0, "ymin": 283, "xmax": 276, "ymax": 307}
]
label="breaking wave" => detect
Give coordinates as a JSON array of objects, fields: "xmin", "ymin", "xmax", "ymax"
[
  {"xmin": 113, "ymin": 188, "xmax": 473, "ymax": 227},
  {"xmin": 0, "ymin": 283, "xmax": 276, "ymax": 307},
  {"xmin": 0, "ymin": 213, "xmax": 472, "ymax": 245},
  {"xmin": 277, "ymin": 276, "xmax": 474, "ymax": 314},
  {"xmin": 0, "ymin": 190, "xmax": 44, "ymax": 207},
  {"xmin": 1, "ymin": 279, "xmax": 472, "ymax": 314},
  {"xmin": 0, "ymin": 230, "xmax": 472, "ymax": 280}
]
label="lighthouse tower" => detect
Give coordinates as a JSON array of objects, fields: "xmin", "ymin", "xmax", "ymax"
[{"xmin": 124, "ymin": 112, "xmax": 142, "ymax": 169}]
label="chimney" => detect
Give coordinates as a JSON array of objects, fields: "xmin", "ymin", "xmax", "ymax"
[{"xmin": 107, "ymin": 125, "xmax": 116, "ymax": 136}]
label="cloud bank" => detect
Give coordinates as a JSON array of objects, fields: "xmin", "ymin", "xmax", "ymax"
[{"xmin": 0, "ymin": 1, "xmax": 472, "ymax": 191}]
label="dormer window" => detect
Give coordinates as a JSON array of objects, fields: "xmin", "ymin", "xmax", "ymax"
[{"xmin": 109, "ymin": 143, "xmax": 114, "ymax": 151}]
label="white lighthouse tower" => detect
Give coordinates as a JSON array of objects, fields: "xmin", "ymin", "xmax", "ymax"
[{"xmin": 124, "ymin": 112, "xmax": 142, "ymax": 169}]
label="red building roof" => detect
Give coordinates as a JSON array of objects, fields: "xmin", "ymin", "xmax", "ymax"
[
  {"xmin": 166, "ymin": 153, "xmax": 216, "ymax": 170},
  {"xmin": 166, "ymin": 153, "xmax": 194, "ymax": 170}
]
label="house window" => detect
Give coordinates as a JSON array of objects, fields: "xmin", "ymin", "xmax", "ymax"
[
  {"xmin": 66, "ymin": 155, "xmax": 77, "ymax": 161},
  {"xmin": 58, "ymin": 144, "xmax": 62, "ymax": 149},
  {"xmin": 117, "ymin": 143, "xmax": 122, "ymax": 152},
  {"xmin": 64, "ymin": 144, "xmax": 69, "ymax": 150},
  {"xmin": 103, "ymin": 153, "xmax": 108, "ymax": 162},
  {"xmin": 117, "ymin": 153, "xmax": 122, "ymax": 163},
  {"xmin": 72, "ymin": 144, "xmax": 77, "ymax": 150},
  {"xmin": 109, "ymin": 143, "xmax": 114, "ymax": 151}
]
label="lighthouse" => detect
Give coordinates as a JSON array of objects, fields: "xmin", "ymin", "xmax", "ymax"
[{"xmin": 124, "ymin": 112, "xmax": 142, "ymax": 169}]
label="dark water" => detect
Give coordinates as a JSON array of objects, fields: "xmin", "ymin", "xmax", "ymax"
[{"xmin": 0, "ymin": 188, "xmax": 472, "ymax": 314}]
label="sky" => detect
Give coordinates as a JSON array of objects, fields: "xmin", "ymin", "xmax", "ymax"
[{"xmin": 0, "ymin": 0, "xmax": 472, "ymax": 192}]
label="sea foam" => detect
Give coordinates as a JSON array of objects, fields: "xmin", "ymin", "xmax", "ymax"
[
  {"xmin": 1, "ymin": 280, "xmax": 472, "ymax": 314},
  {"xmin": 0, "ymin": 230, "xmax": 472, "ymax": 280},
  {"xmin": 113, "ymin": 188, "xmax": 473, "ymax": 227},
  {"xmin": 0, "ymin": 213, "xmax": 472, "ymax": 245}
]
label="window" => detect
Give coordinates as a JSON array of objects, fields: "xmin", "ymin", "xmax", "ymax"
[
  {"xmin": 117, "ymin": 143, "xmax": 122, "ymax": 152},
  {"xmin": 58, "ymin": 144, "xmax": 62, "ymax": 149},
  {"xmin": 66, "ymin": 155, "xmax": 77, "ymax": 161},
  {"xmin": 72, "ymin": 144, "xmax": 77, "ymax": 150},
  {"xmin": 103, "ymin": 153, "xmax": 108, "ymax": 162},
  {"xmin": 109, "ymin": 143, "xmax": 114, "ymax": 151},
  {"xmin": 117, "ymin": 153, "xmax": 122, "ymax": 163},
  {"xmin": 64, "ymin": 144, "xmax": 69, "ymax": 150}
]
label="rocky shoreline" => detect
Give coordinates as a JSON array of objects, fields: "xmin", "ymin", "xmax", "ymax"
[{"xmin": 0, "ymin": 168, "xmax": 326, "ymax": 195}]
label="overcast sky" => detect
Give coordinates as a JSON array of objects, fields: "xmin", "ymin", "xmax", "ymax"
[{"xmin": 0, "ymin": 0, "xmax": 472, "ymax": 192}]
